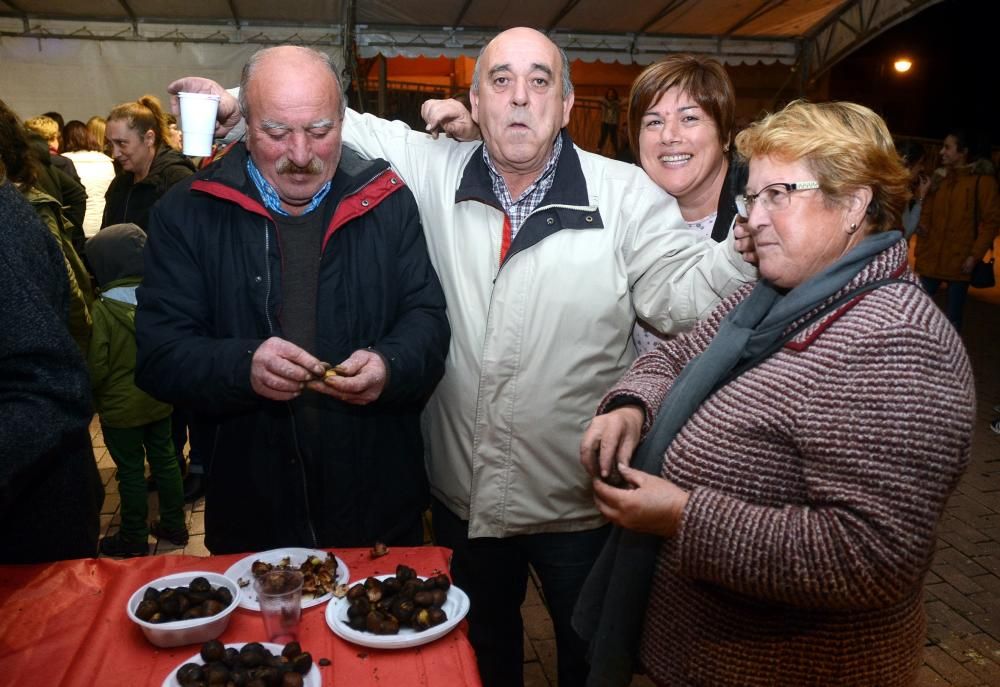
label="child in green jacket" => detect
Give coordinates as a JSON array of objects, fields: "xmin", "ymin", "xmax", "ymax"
[{"xmin": 86, "ymin": 224, "xmax": 188, "ymax": 557}]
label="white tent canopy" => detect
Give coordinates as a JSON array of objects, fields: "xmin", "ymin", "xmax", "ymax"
[{"xmin": 0, "ymin": 0, "xmax": 942, "ymax": 122}]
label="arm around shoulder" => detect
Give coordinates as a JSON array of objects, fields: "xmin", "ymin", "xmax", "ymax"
[{"xmin": 629, "ymin": 205, "xmax": 757, "ymax": 335}]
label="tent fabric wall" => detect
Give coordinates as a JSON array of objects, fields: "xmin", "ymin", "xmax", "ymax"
[{"xmin": 0, "ymin": 38, "xmax": 340, "ymax": 124}]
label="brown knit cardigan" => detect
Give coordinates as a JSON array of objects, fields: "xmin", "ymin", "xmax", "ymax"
[{"xmin": 600, "ymin": 240, "xmax": 974, "ymax": 686}]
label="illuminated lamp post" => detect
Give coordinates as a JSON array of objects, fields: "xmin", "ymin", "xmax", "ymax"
[{"xmin": 894, "ymin": 57, "xmax": 913, "ymax": 73}]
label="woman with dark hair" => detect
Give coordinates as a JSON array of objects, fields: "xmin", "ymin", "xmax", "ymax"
[
  {"xmin": 63, "ymin": 119, "xmax": 116, "ymax": 237},
  {"xmin": 915, "ymin": 128, "xmax": 1000, "ymax": 329},
  {"xmin": 625, "ymin": 54, "xmax": 747, "ymax": 354},
  {"xmin": 576, "ymin": 100, "xmax": 974, "ymax": 687},
  {"xmin": 102, "ymin": 95, "xmax": 196, "ymax": 231}
]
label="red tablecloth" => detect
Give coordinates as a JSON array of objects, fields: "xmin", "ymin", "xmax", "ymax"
[{"xmin": 0, "ymin": 546, "xmax": 482, "ymax": 686}]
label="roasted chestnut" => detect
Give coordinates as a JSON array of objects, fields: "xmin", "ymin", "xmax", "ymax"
[
  {"xmin": 135, "ymin": 599, "xmax": 159, "ymax": 621},
  {"xmin": 346, "ymin": 569, "xmax": 452, "ymax": 635},
  {"xmin": 136, "ymin": 580, "xmax": 234, "ymax": 624},
  {"xmin": 190, "ymin": 576, "xmax": 212, "ymax": 593},
  {"xmin": 176, "ymin": 663, "xmax": 204, "ymax": 686},
  {"xmin": 201, "ymin": 639, "xmax": 226, "ymax": 663}
]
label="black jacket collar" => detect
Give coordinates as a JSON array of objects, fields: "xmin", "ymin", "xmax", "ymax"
[
  {"xmin": 711, "ymin": 156, "xmax": 748, "ymax": 243},
  {"xmin": 455, "ymin": 129, "xmax": 592, "ymax": 210}
]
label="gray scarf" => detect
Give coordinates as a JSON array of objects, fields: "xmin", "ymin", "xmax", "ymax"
[{"xmin": 572, "ymin": 230, "xmax": 906, "ymax": 687}]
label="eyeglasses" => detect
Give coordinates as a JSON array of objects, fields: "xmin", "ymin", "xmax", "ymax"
[{"xmin": 735, "ymin": 181, "xmax": 821, "ymax": 217}]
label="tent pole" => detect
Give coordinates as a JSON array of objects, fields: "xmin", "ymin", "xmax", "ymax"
[
  {"xmin": 378, "ymin": 55, "xmax": 387, "ymax": 118},
  {"xmin": 341, "ymin": 0, "xmax": 364, "ymax": 113}
]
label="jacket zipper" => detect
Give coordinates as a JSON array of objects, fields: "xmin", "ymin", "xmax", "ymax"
[
  {"xmin": 263, "ymin": 219, "xmax": 274, "ymax": 334},
  {"xmin": 264, "ymin": 216, "xmax": 319, "ymax": 548},
  {"xmin": 121, "ymin": 186, "xmax": 132, "ymax": 223},
  {"xmin": 287, "ymin": 408, "xmax": 320, "ymax": 548}
]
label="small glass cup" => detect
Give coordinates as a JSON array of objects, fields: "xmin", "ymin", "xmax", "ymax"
[{"xmin": 254, "ymin": 570, "xmax": 304, "ymax": 644}]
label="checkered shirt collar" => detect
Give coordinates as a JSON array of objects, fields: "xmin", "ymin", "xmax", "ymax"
[{"xmin": 482, "ymin": 134, "xmax": 563, "ymax": 236}]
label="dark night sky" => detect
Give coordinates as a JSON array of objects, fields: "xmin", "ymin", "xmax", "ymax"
[{"xmin": 828, "ymin": 0, "xmax": 998, "ymax": 148}]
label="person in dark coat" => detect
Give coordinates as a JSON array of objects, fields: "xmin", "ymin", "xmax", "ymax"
[
  {"xmin": 26, "ymin": 132, "xmax": 88, "ymax": 244},
  {"xmin": 0, "ymin": 171, "xmax": 104, "ymax": 564},
  {"xmin": 102, "ymin": 95, "xmax": 196, "ymax": 232},
  {"xmin": 135, "ymin": 46, "xmax": 450, "ymax": 555}
]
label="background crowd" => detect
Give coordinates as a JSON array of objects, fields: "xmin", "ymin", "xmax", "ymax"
[{"xmin": 1, "ymin": 28, "xmax": 998, "ymax": 687}]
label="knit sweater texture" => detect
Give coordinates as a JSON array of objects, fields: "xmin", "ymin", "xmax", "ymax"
[{"xmin": 600, "ymin": 239, "xmax": 974, "ymax": 686}]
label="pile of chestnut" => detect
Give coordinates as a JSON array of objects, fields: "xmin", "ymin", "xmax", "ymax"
[
  {"xmin": 175, "ymin": 640, "xmax": 312, "ymax": 687},
  {"xmin": 134, "ymin": 576, "xmax": 233, "ymax": 623},
  {"xmin": 346, "ymin": 564, "xmax": 451, "ymax": 634}
]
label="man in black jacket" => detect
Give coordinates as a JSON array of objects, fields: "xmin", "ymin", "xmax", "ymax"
[{"xmin": 136, "ymin": 46, "xmax": 449, "ymax": 554}]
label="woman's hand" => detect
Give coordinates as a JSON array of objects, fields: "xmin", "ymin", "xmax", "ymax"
[
  {"xmin": 580, "ymin": 406, "xmax": 644, "ymax": 481},
  {"xmin": 592, "ymin": 464, "xmax": 689, "ymax": 538}
]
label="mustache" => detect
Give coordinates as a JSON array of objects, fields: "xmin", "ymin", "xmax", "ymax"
[{"xmin": 276, "ymin": 158, "xmax": 324, "ymax": 175}]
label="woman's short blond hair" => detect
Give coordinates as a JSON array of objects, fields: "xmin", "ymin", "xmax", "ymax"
[
  {"xmin": 24, "ymin": 115, "xmax": 60, "ymax": 145},
  {"xmin": 735, "ymin": 100, "xmax": 909, "ymax": 233}
]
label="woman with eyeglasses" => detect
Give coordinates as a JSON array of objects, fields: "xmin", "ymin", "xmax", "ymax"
[{"xmin": 574, "ymin": 100, "xmax": 974, "ymax": 687}]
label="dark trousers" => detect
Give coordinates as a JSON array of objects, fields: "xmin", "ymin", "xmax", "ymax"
[
  {"xmin": 172, "ymin": 406, "xmax": 215, "ymax": 476},
  {"xmin": 920, "ymin": 275, "xmax": 970, "ymax": 330},
  {"xmin": 432, "ymin": 499, "xmax": 609, "ymax": 687},
  {"xmin": 104, "ymin": 416, "xmax": 184, "ymax": 540}
]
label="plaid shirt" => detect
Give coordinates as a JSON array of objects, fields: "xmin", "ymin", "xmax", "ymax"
[
  {"xmin": 483, "ymin": 134, "xmax": 563, "ymax": 238},
  {"xmin": 247, "ymin": 157, "xmax": 332, "ymax": 217}
]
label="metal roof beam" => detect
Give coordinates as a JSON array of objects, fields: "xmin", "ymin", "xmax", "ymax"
[
  {"xmin": 637, "ymin": 0, "xmax": 689, "ymax": 35},
  {"xmin": 226, "ymin": 0, "xmax": 241, "ymax": 29},
  {"xmin": 116, "ymin": 0, "xmax": 138, "ymax": 34},
  {"xmin": 0, "ymin": 0, "xmax": 28, "ymax": 31},
  {"xmin": 723, "ymin": 0, "xmax": 789, "ymax": 37},
  {"xmin": 801, "ymin": 0, "xmax": 945, "ymax": 83},
  {"xmin": 545, "ymin": 0, "xmax": 583, "ymax": 32},
  {"xmin": 452, "ymin": 0, "xmax": 474, "ymax": 27}
]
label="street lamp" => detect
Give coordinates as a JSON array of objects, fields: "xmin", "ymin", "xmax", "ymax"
[{"xmin": 893, "ymin": 57, "xmax": 913, "ymax": 73}]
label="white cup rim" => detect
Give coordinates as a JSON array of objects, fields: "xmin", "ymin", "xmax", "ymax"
[{"xmin": 178, "ymin": 91, "xmax": 221, "ymax": 101}]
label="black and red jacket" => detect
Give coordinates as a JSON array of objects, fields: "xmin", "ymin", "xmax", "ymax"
[{"xmin": 136, "ymin": 142, "xmax": 449, "ymax": 553}]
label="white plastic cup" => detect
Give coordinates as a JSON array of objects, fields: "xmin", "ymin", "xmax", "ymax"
[{"xmin": 178, "ymin": 91, "xmax": 221, "ymax": 157}]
